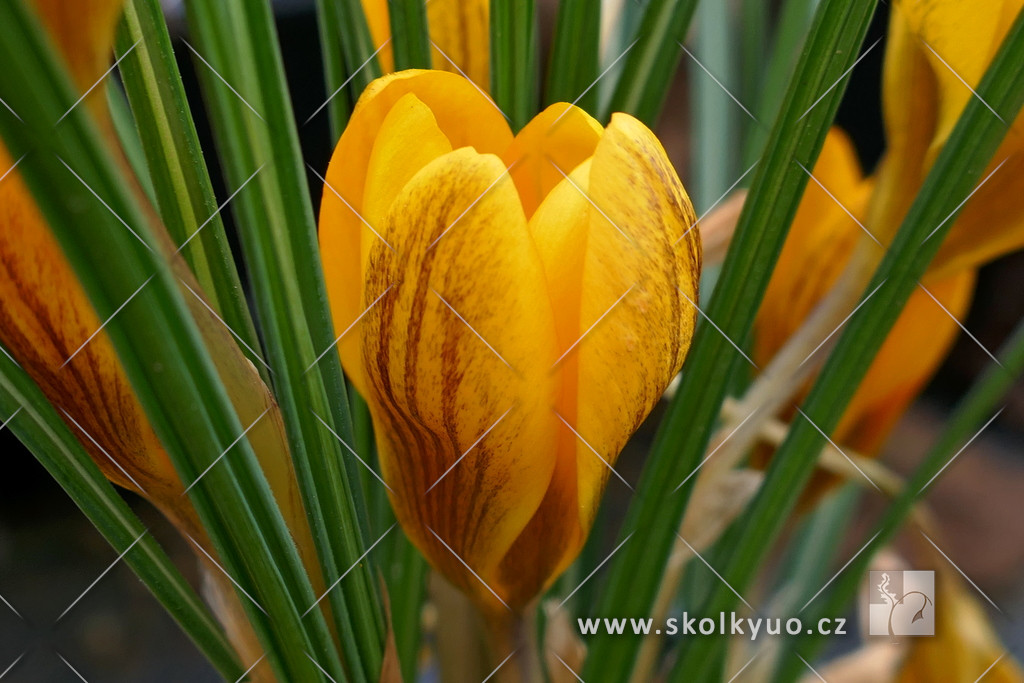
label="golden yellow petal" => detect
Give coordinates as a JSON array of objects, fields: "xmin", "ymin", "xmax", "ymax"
[
  {"xmin": 428, "ymin": 0, "xmax": 490, "ymax": 90},
  {"xmin": 872, "ymin": 0, "xmax": 1024, "ymax": 270},
  {"xmin": 360, "ymin": 0, "xmax": 395, "ymax": 73},
  {"xmin": 358, "ymin": 147, "xmax": 560, "ymax": 611},
  {"xmin": 836, "ymin": 268, "xmax": 975, "ymax": 454},
  {"xmin": 502, "ymin": 102, "xmax": 604, "ymax": 219},
  {"xmin": 755, "ymin": 128, "xmax": 874, "ymax": 368},
  {"xmin": 319, "ymin": 71, "xmax": 511, "ymax": 395},
  {"xmin": 536, "ymin": 114, "xmax": 699, "ymax": 550}
]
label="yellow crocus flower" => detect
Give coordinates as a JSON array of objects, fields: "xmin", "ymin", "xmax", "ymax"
[
  {"xmin": 756, "ymin": 0, "xmax": 1024, "ymax": 482},
  {"xmin": 754, "ymin": 130, "xmax": 975, "ymax": 470},
  {"xmin": 362, "ymin": 0, "xmax": 490, "ymax": 89},
  {"xmin": 319, "ymin": 70, "xmax": 701, "ymax": 612},
  {"xmin": 869, "ymin": 0, "xmax": 1024, "ymax": 278}
]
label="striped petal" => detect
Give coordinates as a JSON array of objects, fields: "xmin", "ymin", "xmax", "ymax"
[
  {"xmin": 319, "ymin": 71, "xmax": 511, "ymax": 395},
  {"xmin": 358, "ymin": 147, "xmax": 560, "ymax": 611}
]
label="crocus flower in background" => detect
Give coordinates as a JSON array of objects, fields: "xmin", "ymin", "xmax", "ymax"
[
  {"xmin": 361, "ymin": 0, "xmax": 490, "ymax": 89},
  {"xmin": 319, "ymin": 69, "xmax": 701, "ymax": 614}
]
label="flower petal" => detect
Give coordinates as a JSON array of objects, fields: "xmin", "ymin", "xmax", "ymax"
[
  {"xmin": 357, "ymin": 147, "xmax": 560, "ymax": 610},
  {"xmin": 502, "ymin": 103, "xmax": 604, "ymax": 219},
  {"xmin": 428, "ymin": 0, "xmax": 490, "ymax": 90},
  {"xmin": 319, "ymin": 71, "xmax": 511, "ymax": 394},
  {"xmin": 360, "ymin": 0, "xmax": 395, "ymax": 73}
]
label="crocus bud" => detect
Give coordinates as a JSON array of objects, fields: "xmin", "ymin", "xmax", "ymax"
[{"xmin": 319, "ymin": 70, "xmax": 700, "ymax": 612}]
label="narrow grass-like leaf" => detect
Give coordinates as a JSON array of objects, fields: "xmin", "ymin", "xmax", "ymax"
[
  {"xmin": 390, "ymin": 0, "xmax": 431, "ymax": 71},
  {"xmin": 183, "ymin": 1, "xmax": 384, "ymax": 679},
  {"xmin": 115, "ymin": 0, "xmax": 266, "ymax": 381},
  {"xmin": 314, "ymin": 0, "xmax": 382, "ymax": 140},
  {"xmin": 581, "ymin": 2, "xmax": 878, "ymax": 680},
  {"xmin": 105, "ymin": 79, "xmax": 156, "ymax": 201},
  {"xmin": 773, "ymin": 318, "xmax": 1024, "ymax": 682},
  {"xmin": 490, "ymin": 0, "xmax": 538, "ymax": 130},
  {"xmin": 545, "ymin": 0, "xmax": 600, "ymax": 113},
  {"xmin": 386, "ymin": 532, "xmax": 429, "ymax": 683},
  {"xmin": 601, "ymin": 0, "xmax": 700, "ymax": 125},
  {"xmin": 0, "ymin": 350, "xmax": 243, "ymax": 682},
  {"xmin": 0, "ymin": 3, "xmax": 342, "ymax": 679},
  {"xmin": 743, "ymin": 0, "xmax": 821, "ymax": 164},
  {"xmin": 690, "ymin": 0, "xmax": 739, "ymax": 210},
  {"xmin": 677, "ymin": 9, "xmax": 1024, "ymax": 679}
]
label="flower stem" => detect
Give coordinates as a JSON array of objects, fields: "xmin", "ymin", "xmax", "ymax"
[{"xmin": 481, "ymin": 606, "xmax": 543, "ymax": 683}]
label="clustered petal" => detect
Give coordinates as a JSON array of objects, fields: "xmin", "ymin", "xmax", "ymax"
[{"xmin": 319, "ymin": 70, "xmax": 700, "ymax": 611}]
